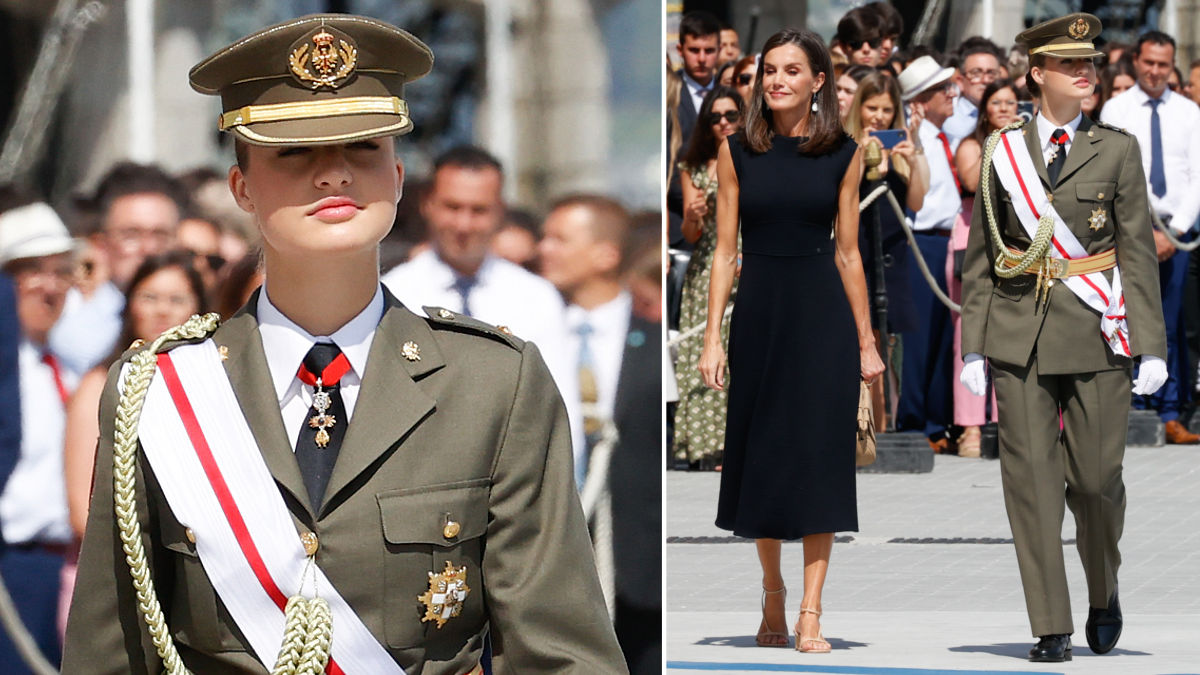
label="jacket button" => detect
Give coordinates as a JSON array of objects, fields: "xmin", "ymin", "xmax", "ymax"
[
  {"xmin": 443, "ymin": 520, "xmax": 461, "ymax": 540},
  {"xmin": 185, "ymin": 528, "xmax": 196, "ymax": 544},
  {"xmin": 301, "ymin": 532, "xmax": 319, "ymax": 556},
  {"xmin": 1097, "ymin": 192, "xmax": 1105, "ymax": 199}
]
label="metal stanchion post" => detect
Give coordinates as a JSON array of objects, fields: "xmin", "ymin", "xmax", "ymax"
[{"xmin": 863, "ymin": 143, "xmax": 893, "ymax": 430}]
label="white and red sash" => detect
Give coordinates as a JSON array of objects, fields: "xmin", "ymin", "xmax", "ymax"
[
  {"xmin": 130, "ymin": 339, "xmax": 405, "ymax": 674},
  {"xmin": 991, "ymin": 128, "xmax": 1131, "ymax": 357}
]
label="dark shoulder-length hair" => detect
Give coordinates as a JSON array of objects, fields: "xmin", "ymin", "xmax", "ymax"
[
  {"xmin": 743, "ymin": 28, "xmax": 844, "ymax": 155},
  {"xmin": 107, "ymin": 250, "xmax": 207, "ymax": 368},
  {"xmin": 971, "ymin": 78, "xmax": 1017, "ymax": 146},
  {"xmin": 681, "ymin": 85, "xmax": 746, "ymax": 168}
]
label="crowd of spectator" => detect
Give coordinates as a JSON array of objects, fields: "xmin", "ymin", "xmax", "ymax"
[
  {"xmin": 667, "ymin": 4, "xmax": 1200, "ymax": 468},
  {"xmin": 0, "ymin": 144, "xmax": 662, "ymax": 673}
]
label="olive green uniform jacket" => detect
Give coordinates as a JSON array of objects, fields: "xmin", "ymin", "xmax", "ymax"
[
  {"xmin": 961, "ymin": 115, "xmax": 1167, "ymax": 371},
  {"xmin": 62, "ymin": 289, "xmax": 627, "ymax": 674}
]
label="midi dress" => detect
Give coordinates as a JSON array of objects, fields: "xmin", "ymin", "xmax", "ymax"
[{"xmin": 715, "ymin": 133, "xmax": 861, "ymax": 540}]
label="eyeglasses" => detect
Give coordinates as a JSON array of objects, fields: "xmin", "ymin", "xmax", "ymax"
[
  {"xmin": 850, "ymin": 38, "xmax": 883, "ymax": 51},
  {"xmin": 185, "ymin": 250, "xmax": 226, "ymax": 272},
  {"xmin": 736, "ymin": 73, "xmax": 754, "ymax": 86},
  {"xmin": 1168, "ymin": 81, "xmax": 1180, "ymax": 92},
  {"xmin": 708, "ymin": 110, "xmax": 742, "ymax": 124},
  {"xmin": 963, "ymin": 68, "xmax": 1002, "ymax": 82}
]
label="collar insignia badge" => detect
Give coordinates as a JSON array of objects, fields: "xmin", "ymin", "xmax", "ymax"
[
  {"xmin": 418, "ymin": 561, "xmax": 470, "ymax": 629},
  {"xmin": 289, "ymin": 26, "xmax": 358, "ymax": 89},
  {"xmin": 402, "ymin": 341, "xmax": 421, "ymax": 361}
]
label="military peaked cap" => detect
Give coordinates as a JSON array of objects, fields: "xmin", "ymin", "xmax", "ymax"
[
  {"xmin": 1016, "ymin": 13, "xmax": 1104, "ymax": 59},
  {"xmin": 189, "ymin": 14, "xmax": 434, "ymax": 146}
]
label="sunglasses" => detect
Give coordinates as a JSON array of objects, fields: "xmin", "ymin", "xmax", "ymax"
[
  {"xmin": 708, "ymin": 110, "xmax": 742, "ymax": 124},
  {"xmin": 850, "ymin": 38, "xmax": 883, "ymax": 51},
  {"xmin": 736, "ymin": 73, "xmax": 754, "ymax": 86}
]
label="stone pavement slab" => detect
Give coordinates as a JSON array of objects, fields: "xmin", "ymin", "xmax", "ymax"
[{"xmin": 666, "ymin": 447, "xmax": 1200, "ymax": 674}]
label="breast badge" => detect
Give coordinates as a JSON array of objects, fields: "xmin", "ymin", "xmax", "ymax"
[
  {"xmin": 1089, "ymin": 206, "xmax": 1107, "ymax": 232},
  {"xmin": 418, "ymin": 561, "xmax": 470, "ymax": 629}
]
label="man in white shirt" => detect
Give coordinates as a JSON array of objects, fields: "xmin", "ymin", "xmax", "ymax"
[
  {"xmin": 538, "ymin": 194, "xmax": 660, "ymax": 675},
  {"xmin": 49, "ymin": 163, "xmax": 186, "ymax": 373},
  {"xmin": 0, "ymin": 199, "xmax": 78, "ymax": 672},
  {"xmin": 382, "ymin": 146, "xmax": 585, "ymax": 460},
  {"xmin": 896, "ymin": 55, "xmax": 963, "ymax": 450},
  {"xmin": 1101, "ymin": 30, "xmax": 1200, "ymax": 443},
  {"xmin": 943, "ymin": 38, "xmax": 1005, "ymax": 145}
]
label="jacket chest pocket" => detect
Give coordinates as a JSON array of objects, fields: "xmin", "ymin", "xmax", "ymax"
[
  {"xmin": 158, "ymin": 517, "xmax": 246, "ymax": 653},
  {"xmin": 1075, "ymin": 181, "xmax": 1116, "ymax": 236},
  {"xmin": 377, "ymin": 479, "xmax": 489, "ymax": 649}
]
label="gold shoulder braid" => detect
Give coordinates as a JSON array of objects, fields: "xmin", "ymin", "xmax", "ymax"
[
  {"xmin": 980, "ymin": 121, "xmax": 1057, "ymax": 283},
  {"xmin": 113, "ymin": 313, "xmax": 333, "ymax": 675}
]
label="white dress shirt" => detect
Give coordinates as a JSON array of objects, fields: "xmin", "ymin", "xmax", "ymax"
[
  {"xmin": 681, "ymin": 71, "xmax": 713, "ymax": 116},
  {"xmin": 257, "ymin": 284, "xmax": 383, "ymax": 447},
  {"xmin": 1100, "ymin": 85, "xmax": 1200, "ymax": 233},
  {"xmin": 566, "ymin": 291, "xmax": 632, "ymax": 424},
  {"xmin": 942, "ymin": 94, "xmax": 980, "ymax": 147},
  {"xmin": 382, "ymin": 250, "xmax": 585, "ymax": 458},
  {"xmin": 1036, "ymin": 110, "xmax": 1083, "ymax": 166},
  {"xmin": 0, "ymin": 341, "xmax": 76, "ymax": 545},
  {"xmin": 913, "ymin": 118, "xmax": 963, "ymax": 231},
  {"xmin": 48, "ymin": 281, "xmax": 124, "ymax": 374}
]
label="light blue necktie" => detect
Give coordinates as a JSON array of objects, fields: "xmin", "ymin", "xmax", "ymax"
[
  {"xmin": 1149, "ymin": 98, "xmax": 1167, "ymax": 198},
  {"xmin": 451, "ymin": 275, "xmax": 476, "ymax": 317}
]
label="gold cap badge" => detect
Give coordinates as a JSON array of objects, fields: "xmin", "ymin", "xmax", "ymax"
[
  {"xmin": 1068, "ymin": 17, "xmax": 1089, "ymax": 39},
  {"xmin": 289, "ymin": 25, "xmax": 358, "ymax": 89},
  {"xmin": 418, "ymin": 561, "xmax": 470, "ymax": 629}
]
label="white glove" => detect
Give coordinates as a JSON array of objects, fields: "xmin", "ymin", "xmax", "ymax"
[
  {"xmin": 960, "ymin": 353, "xmax": 987, "ymax": 396},
  {"xmin": 1132, "ymin": 355, "xmax": 1168, "ymax": 396}
]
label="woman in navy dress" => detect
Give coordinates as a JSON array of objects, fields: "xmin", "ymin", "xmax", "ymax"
[{"xmin": 699, "ymin": 28, "xmax": 884, "ymax": 653}]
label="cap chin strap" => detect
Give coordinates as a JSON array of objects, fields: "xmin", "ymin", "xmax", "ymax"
[
  {"xmin": 1029, "ymin": 42, "xmax": 1095, "ymax": 55},
  {"xmin": 218, "ymin": 95, "xmax": 407, "ymax": 130}
]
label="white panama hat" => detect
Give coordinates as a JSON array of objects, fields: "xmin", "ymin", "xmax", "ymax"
[
  {"xmin": 0, "ymin": 202, "xmax": 76, "ymax": 265},
  {"xmin": 897, "ymin": 55, "xmax": 956, "ymax": 101}
]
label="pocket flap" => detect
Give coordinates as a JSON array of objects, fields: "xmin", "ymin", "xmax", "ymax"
[
  {"xmin": 377, "ymin": 479, "xmax": 489, "ymax": 546},
  {"xmin": 1076, "ymin": 181, "xmax": 1116, "ymax": 201}
]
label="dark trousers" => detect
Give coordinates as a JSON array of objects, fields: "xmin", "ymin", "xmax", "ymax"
[
  {"xmin": 1134, "ymin": 245, "xmax": 1192, "ymax": 422},
  {"xmin": 0, "ymin": 545, "xmax": 64, "ymax": 673},
  {"xmin": 615, "ymin": 598, "xmax": 660, "ymax": 675},
  {"xmin": 897, "ymin": 231, "xmax": 954, "ymax": 436}
]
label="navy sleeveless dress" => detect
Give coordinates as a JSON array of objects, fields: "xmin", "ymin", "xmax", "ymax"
[{"xmin": 715, "ymin": 133, "xmax": 860, "ymax": 540}]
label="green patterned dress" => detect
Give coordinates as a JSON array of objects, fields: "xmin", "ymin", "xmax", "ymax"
[{"xmin": 673, "ymin": 163, "xmax": 737, "ymax": 466}]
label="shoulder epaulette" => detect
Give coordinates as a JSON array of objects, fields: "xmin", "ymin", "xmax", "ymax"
[
  {"xmin": 119, "ymin": 313, "xmax": 221, "ymax": 363},
  {"xmin": 1093, "ymin": 120, "xmax": 1129, "ymax": 135},
  {"xmin": 422, "ymin": 306, "xmax": 524, "ymax": 350}
]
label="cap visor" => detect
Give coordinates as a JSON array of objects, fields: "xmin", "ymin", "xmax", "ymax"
[{"xmin": 229, "ymin": 112, "xmax": 413, "ymax": 146}]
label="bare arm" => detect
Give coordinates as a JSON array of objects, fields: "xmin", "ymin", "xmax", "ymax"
[
  {"xmin": 679, "ymin": 168, "xmax": 707, "ymax": 244},
  {"xmin": 835, "ymin": 146, "xmax": 884, "ymax": 382},
  {"xmin": 698, "ymin": 140, "xmax": 740, "ymax": 391},
  {"xmin": 63, "ymin": 367, "xmax": 106, "ymax": 538},
  {"xmin": 956, "ymin": 137, "xmax": 983, "ymax": 195}
]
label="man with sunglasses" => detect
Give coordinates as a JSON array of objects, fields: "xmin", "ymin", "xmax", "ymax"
[
  {"xmin": 944, "ymin": 38, "xmax": 1006, "ymax": 146},
  {"xmin": 835, "ymin": 6, "xmax": 886, "ymax": 66}
]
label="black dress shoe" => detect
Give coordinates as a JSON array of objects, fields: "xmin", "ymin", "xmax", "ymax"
[
  {"xmin": 1029, "ymin": 634, "xmax": 1072, "ymax": 662},
  {"xmin": 1086, "ymin": 590, "xmax": 1123, "ymax": 654}
]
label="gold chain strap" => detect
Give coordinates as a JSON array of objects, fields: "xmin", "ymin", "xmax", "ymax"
[
  {"xmin": 113, "ymin": 312, "xmax": 331, "ymax": 675},
  {"xmin": 980, "ymin": 121, "xmax": 1056, "ymax": 278}
]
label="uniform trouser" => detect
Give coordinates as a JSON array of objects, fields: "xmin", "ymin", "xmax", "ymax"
[
  {"xmin": 991, "ymin": 354, "xmax": 1129, "ymax": 637},
  {"xmin": 896, "ymin": 231, "xmax": 954, "ymax": 436},
  {"xmin": 1133, "ymin": 246, "xmax": 1191, "ymax": 421}
]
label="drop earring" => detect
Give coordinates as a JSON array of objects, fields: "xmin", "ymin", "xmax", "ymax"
[{"xmin": 811, "ymin": 92, "xmax": 819, "ymax": 113}]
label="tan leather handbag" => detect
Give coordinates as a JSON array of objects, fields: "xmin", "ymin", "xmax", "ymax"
[{"xmin": 856, "ymin": 380, "xmax": 876, "ymax": 467}]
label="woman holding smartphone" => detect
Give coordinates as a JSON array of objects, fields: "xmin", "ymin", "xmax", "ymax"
[
  {"xmin": 845, "ymin": 71, "xmax": 928, "ymax": 421},
  {"xmin": 699, "ymin": 28, "xmax": 884, "ymax": 652}
]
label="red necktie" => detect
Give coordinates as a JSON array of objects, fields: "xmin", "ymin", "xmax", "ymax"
[
  {"xmin": 937, "ymin": 132, "xmax": 963, "ymax": 194},
  {"xmin": 41, "ymin": 352, "xmax": 70, "ymax": 407}
]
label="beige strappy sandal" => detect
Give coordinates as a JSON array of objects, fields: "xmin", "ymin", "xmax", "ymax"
[
  {"xmin": 755, "ymin": 586, "xmax": 789, "ymax": 648},
  {"xmin": 795, "ymin": 606, "xmax": 831, "ymax": 653}
]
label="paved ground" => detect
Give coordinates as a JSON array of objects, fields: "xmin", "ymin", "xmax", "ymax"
[{"xmin": 666, "ymin": 445, "xmax": 1200, "ymax": 674}]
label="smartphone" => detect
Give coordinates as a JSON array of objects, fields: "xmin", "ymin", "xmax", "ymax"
[
  {"xmin": 1017, "ymin": 101, "xmax": 1035, "ymax": 123},
  {"xmin": 868, "ymin": 129, "xmax": 907, "ymax": 149}
]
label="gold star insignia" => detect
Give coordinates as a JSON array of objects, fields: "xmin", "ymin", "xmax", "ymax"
[
  {"xmin": 418, "ymin": 561, "xmax": 470, "ymax": 629},
  {"xmin": 1089, "ymin": 206, "xmax": 1107, "ymax": 231},
  {"xmin": 402, "ymin": 341, "xmax": 421, "ymax": 361}
]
